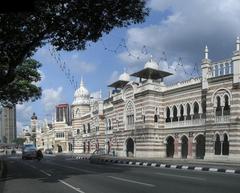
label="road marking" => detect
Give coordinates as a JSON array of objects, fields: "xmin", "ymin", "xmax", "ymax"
[
  {"xmin": 40, "ymin": 169, "xmax": 52, "ymax": 176},
  {"xmin": 108, "ymin": 176, "xmax": 155, "ymax": 187},
  {"xmin": 151, "ymin": 163, "xmax": 157, "ymax": 167},
  {"xmin": 160, "ymin": 164, "xmax": 166, "ymax": 168},
  {"xmin": 136, "ymin": 162, "xmax": 141, "ymax": 165},
  {"xmin": 59, "ymin": 180, "xmax": 85, "ymax": 193},
  {"xmin": 155, "ymin": 173, "xmax": 206, "ymax": 181},
  {"xmin": 143, "ymin": 162, "xmax": 148, "ymax": 166},
  {"xmin": 170, "ymin": 165, "xmax": 177, "ymax": 169},
  {"xmin": 182, "ymin": 165, "xmax": 189, "ymax": 169}
]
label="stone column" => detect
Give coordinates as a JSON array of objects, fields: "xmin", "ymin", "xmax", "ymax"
[
  {"xmin": 174, "ymin": 134, "xmax": 180, "ymax": 158},
  {"xmin": 187, "ymin": 133, "xmax": 194, "ymax": 159}
]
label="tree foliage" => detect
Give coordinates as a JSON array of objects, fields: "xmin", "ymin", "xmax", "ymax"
[
  {"xmin": 0, "ymin": 0, "xmax": 149, "ymax": 94},
  {"xmin": 12, "ymin": 138, "xmax": 26, "ymax": 145},
  {"xmin": 0, "ymin": 59, "xmax": 42, "ymax": 105}
]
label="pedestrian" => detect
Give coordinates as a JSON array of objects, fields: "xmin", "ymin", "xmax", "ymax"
[{"xmin": 36, "ymin": 149, "xmax": 43, "ymax": 161}]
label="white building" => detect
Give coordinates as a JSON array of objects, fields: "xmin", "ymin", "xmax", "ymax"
[{"xmin": 71, "ymin": 37, "xmax": 240, "ymax": 160}]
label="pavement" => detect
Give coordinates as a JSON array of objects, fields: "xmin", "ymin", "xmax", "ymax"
[{"xmin": 0, "ymin": 155, "xmax": 240, "ymax": 193}]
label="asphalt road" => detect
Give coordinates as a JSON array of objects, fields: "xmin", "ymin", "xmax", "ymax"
[{"xmin": 0, "ymin": 155, "xmax": 240, "ymax": 193}]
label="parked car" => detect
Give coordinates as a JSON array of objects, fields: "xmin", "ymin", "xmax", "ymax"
[
  {"xmin": 22, "ymin": 144, "xmax": 37, "ymax": 159},
  {"xmin": 89, "ymin": 149, "xmax": 115, "ymax": 163},
  {"xmin": 44, "ymin": 149, "xmax": 53, "ymax": 154}
]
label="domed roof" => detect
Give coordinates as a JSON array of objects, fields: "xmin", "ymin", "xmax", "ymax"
[
  {"xmin": 119, "ymin": 70, "xmax": 130, "ymax": 81},
  {"xmin": 31, "ymin": 112, "xmax": 37, "ymax": 120},
  {"xmin": 72, "ymin": 78, "xmax": 90, "ymax": 105},
  {"xmin": 144, "ymin": 56, "xmax": 159, "ymax": 70}
]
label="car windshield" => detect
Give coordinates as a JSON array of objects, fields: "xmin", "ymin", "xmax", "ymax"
[{"xmin": 23, "ymin": 144, "xmax": 36, "ymax": 150}]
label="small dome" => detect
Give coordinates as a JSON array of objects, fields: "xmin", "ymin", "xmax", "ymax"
[
  {"xmin": 31, "ymin": 112, "xmax": 37, "ymax": 120},
  {"xmin": 25, "ymin": 132, "xmax": 31, "ymax": 137},
  {"xmin": 119, "ymin": 71, "xmax": 130, "ymax": 81},
  {"xmin": 144, "ymin": 56, "xmax": 159, "ymax": 70},
  {"xmin": 72, "ymin": 78, "xmax": 90, "ymax": 105}
]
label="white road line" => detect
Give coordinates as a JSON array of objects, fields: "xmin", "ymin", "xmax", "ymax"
[
  {"xmin": 59, "ymin": 180, "xmax": 85, "ymax": 193},
  {"xmin": 108, "ymin": 176, "xmax": 155, "ymax": 187},
  {"xmin": 40, "ymin": 169, "xmax": 52, "ymax": 176},
  {"xmin": 155, "ymin": 173, "xmax": 206, "ymax": 181}
]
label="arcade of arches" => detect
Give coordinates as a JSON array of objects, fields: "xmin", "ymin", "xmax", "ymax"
[{"xmin": 164, "ymin": 133, "xmax": 229, "ymax": 159}]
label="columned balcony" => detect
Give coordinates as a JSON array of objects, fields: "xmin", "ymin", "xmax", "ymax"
[
  {"xmin": 215, "ymin": 115, "xmax": 230, "ymax": 123},
  {"xmin": 165, "ymin": 118, "xmax": 205, "ymax": 128}
]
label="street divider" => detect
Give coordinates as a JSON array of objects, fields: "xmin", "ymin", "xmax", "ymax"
[{"xmin": 73, "ymin": 155, "xmax": 240, "ymax": 175}]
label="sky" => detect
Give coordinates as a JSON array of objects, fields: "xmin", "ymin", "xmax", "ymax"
[{"xmin": 16, "ymin": 0, "xmax": 240, "ymax": 134}]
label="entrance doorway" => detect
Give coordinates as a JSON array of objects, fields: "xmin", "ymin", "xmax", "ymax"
[
  {"xmin": 166, "ymin": 136, "xmax": 174, "ymax": 158},
  {"xmin": 126, "ymin": 138, "xmax": 134, "ymax": 157},
  {"xmin": 181, "ymin": 135, "xmax": 188, "ymax": 158},
  {"xmin": 195, "ymin": 134, "xmax": 205, "ymax": 159}
]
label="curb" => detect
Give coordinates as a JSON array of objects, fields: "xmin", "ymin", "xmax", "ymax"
[{"xmin": 74, "ymin": 156, "xmax": 240, "ymax": 175}]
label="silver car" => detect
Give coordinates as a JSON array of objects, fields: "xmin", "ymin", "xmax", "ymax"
[{"xmin": 22, "ymin": 144, "xmax": 37, "ymax": 159}]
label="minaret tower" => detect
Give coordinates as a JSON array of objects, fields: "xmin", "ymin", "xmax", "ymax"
[
  {"xmin": 232, "ymin": 37, "xmax": 240, "ymax": 85},
  {"xmin": 201, "ymin": 45, "xmax": 211, "ymax": 90}
]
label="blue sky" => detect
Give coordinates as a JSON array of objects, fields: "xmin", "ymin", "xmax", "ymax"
[{"xmin": 16, "ymin": 0, "xmax": 240, "ymax": 133}]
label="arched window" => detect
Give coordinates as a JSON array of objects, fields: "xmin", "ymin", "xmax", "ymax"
[
  {"xmin": 222, "ymin": 134, "xmax": 229, "ymax": 155},
  {"xmin": 230, "ymin": 62, "xmax": 233, "ymax": 73},
  {"xmin": 186, "ymin": 103, "xmax": 191, "ymax": 120},
  {"xmin": 125, "ymin": 101, "xmax": 135, "ymax": 127},
  {"xmin": 179, "ymin": 105, "xmax": 184, "ymax": 121},
  {"xmin": 87, "ymin": 123, "xmax": 90, "ymax": 133},
  {"xmin": 223, "ymin": 95, "xmax": 230, "ymax": 115},
  {"xmin": 193, "ymin": 102, "xmax": 199, "ymax": 119},
  {"xmin": 215, "ymin": 65, "xmax": 219, "ymax": 77},
  {"xmin": 76, "ymin": 108, "xmax": 80, "ymax": 117},
  {"xmin": 172, "ymin": 106, "xmax": 178, "ymax": 122},
  {"xmin": 216, "ymin": 96, "xmax": 221, "ymax": 116},
  {"xmin": 77, "ymin": 129, "xmax": 80, "ymax": 135},
  {"xmin": 214, "ymin": 134, "xmax": 221, "ymax": 155},
  {"xmin": 220, "ymin": 64, "xmax": 224, "ymax": 75},
  {"xmin": 83, "ymin": 125, "xmax": 86, "ymax": 134},
  {"xmin": 225, "ymin": 63, "xmax": 229, "ymax": 75},
  {"xmin": 108, "ymin": 119, "xmax": 112, "ymax": 130},
  {"xmin": 166, "ymin": 107, "xmax": 171, "ymax": 122},
  {"xmin": 154, "ymin": 107, "xmax": 159, "ymax": 122}
]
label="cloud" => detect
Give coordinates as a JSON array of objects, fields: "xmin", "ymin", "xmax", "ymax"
[
  {"xmin": 108, "ymin": 70, "xmax": 120, "ymax": 84},
  {"xmin": 67, "ymin": 54, "xmax": 96, "ymax": 73},
  {"xmin": 16, "ymin": 103, "xmax": 33, "ymax": 134},
  {"xmin": 119, "ymin": 0, "xmax": 240, "ymax": 83},
  {"xmin": 42, "ymin": 87, "xmax": 64, "ymax": 114}
]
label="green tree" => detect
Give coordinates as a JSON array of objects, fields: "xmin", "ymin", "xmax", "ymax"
[
  {"xmin": 0, "ymin": 59, "xmax": 41, "ymax": 105},
  {"xmin": 12, "ymin": 138, "xmax": 26, "ymax": 145},
  {"xmin": 0, "ymin": 0, "xmax": 149, "ymax": 91}
]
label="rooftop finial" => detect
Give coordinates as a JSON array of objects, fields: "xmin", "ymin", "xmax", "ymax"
[
  {"xmin": 236, "ymin": 36, "xmax": 240, "ymax": 51},
  {"xmin": 80, "ymin": 76, "xmax": 84, "ymax": 87},
  {"xmin": 204, "ymin": 45, "xmax": 208, "ymax": 59},
  {"xmin": 150, "ymin": 54, "xmax": 153, "ymax": 61}
]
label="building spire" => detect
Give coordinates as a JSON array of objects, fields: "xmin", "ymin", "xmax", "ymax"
[
  {"xmin": 236, "ymin": 36, "xmax": 240, "ymax": 51},
  {"xmin": 80, "ymin": 76, "xmax": 84, "ymax": 87},
  {"xmin": 204, "ymin": 45, "xmax": 209, "ymax": 59}
]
